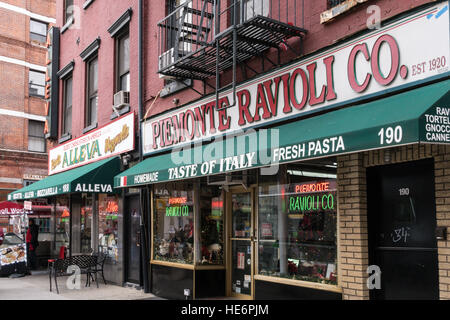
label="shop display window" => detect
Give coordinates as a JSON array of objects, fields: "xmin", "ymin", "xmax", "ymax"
[
  {"xmin": 55, "ymin": 196, "xmax": 70, "ymax": 254},
  {"xmin": 153, "ymin": 183, "xmax": 194, "ymax": 265},
  {"xmin": 198, "ymin": 185, "xmax": 224, "ymax": 265},
  {"xmin": 98, "ymin": 194, "xmax": 119, "ymax": 262},
  {"xmin": 258, "ymin": 163, "xmax": 338, "ymax": 285},
  {"xmin": 81, "ymin": 194, "xmax": 93, "ymax": 253}
]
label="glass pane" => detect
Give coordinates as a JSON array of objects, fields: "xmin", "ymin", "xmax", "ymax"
[
  {"xmin": 30, "ymin": 20, "xmax": 47, "ymax": 36},
  {"xmin": 29, "ymin": 71, "xmax": 46, "ymax": 86},
  {"xmin": 30, "ymin": 33, "xmax": 47, "ymax": 43},
  {"xmin": 65, "ymin": 0, "xmax": 73, "ymax": 21},
  {"xmin": 64, "ymin": 106, "xmax": 72, "ymax": 135},
  {"xmin": 232, "ymin": 193, "xmax": 251, "ymax": 238},
  {"xmin": 55, "ymin": 196, "xmax": 70, "ymax": 256},
  {"xmin": 120, "ymin": 73, "xmax": 130, "ymax": 92},
  {"xmin": 153, "ymin": 183, "xmax": 194, "ymax": 264},
  {"xmin": 28, "ymin": 137, "xmax": 45, "ymax": 153},
  {"xmin": 64, "ymin": 77, "xmax": 72, "ymax": 134},
  {"xmin": 28, "ymin": 121, "xmax": 45, "ymax": 153},
  {"xmin": 98, "ymin": 194, "xmax": 119, "ymax": 262},
  {"xmin": 65, "ymin": 77, "xmax": 73, "ymax": 106},
  {"xmin": 88, "ymin": 96, "xmax": 98, "ymax": 125},
  {"xmin": 28, "ymin": 121, "xmax": 44, "ymax": 137},
  {"xmin": 81, "ymin": 194, "xmax": 93, "ymax": 254},
  {"xmin": 257, "ymin": 164, "xmax": 338, "ymax": 285},
  {"xmin": 119, "ymin": 34, "xmax": 130, "ymax": 75},
  {"xmin": 89, "ymin": 58, "xmax": 98, "ymax": 93},
  {"xmin": 29, "ymin": 70, "xmax": 45, "ymax": 96},
  {"xmin": 232, "ymin": 240, "xmax": 252, "ymax": 295},
  {"xmin": 198, "ymin": 185, "xmax": 224, "ymax": 265}
]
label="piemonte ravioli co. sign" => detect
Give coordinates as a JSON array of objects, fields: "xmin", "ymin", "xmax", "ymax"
[
  {"xmin": 48, "ymin": 113, "xmax": 135, "ymax": 175},
  {"xmin": 142, "ymin": 2, "xmax": 450, "ymax": 156}
]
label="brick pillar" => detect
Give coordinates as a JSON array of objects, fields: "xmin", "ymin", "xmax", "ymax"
[
  {"xmin": 434, "ymin": 145, "xmax": 450, "ymax": 300},
  {"xmin": 337, "ymin": 153, "xmax": 370, "ymax": 300}
]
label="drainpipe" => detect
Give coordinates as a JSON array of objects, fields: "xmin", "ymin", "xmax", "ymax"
[{"xmin": 138, "ymin": 0, "xmax": 150, "ymax": 294}]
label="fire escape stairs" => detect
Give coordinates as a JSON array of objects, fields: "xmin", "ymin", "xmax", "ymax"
[{"xmin": 158, "ymin": 0, "xmax": 308, "ymax": 108}]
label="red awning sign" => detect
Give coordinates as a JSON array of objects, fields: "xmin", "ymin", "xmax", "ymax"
[{"xmin": 0, "ymin": 202, "xmax": 25, "ymax": 215}]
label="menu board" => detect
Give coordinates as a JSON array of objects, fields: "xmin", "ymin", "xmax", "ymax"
[{"xmin": 0, "ymin": 244, "xmax": 27, "ymax": 266}]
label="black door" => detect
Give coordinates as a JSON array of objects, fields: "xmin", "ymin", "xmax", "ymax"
[
  {"xmin": 125, "ymin": 194, "xmax": 142, "ymax": 284},
  {"xmin": 367, "ymin": 158, "xmax": 439, "ymax": 300}
]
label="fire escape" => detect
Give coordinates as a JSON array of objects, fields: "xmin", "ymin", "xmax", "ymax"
[{"xmin": 158, "ymin": 0, "xmax": 307, "ymax": 108}]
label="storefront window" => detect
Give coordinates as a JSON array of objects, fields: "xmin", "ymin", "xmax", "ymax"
[
  {"xmin": 81, "ymin": 194, "xmax": 93, "ymax": 253},
  {"xmin": 55, "ymin": 196, "xmax": 70, "ymax": 254},
  {"xmin": 198, "ymin": 184, "xmax": 224, "ymax": 265},
  {"xmin": 98, "ymin": 194, "xmax": 119, "ymax": 262},
  {"xmin": 258, "ymin": 163, "xmax": 338, "ymax": 285},
  {"xmin": 153, "ymin": 183, "xmax": 194, "ymax": 264}
]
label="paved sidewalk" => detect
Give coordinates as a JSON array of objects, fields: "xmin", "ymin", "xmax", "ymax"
[{"xmin": 0, "ymin": 272, "xmax": 163, "ymax": 300}]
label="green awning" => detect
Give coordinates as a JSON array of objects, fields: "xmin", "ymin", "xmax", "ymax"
[
  {"xmin": 8, "ymin": 156, "xmax": 120, "ymax": 201},
  {"xmin": 115, "ymin": 79, "xmax": 450, "ymax": 188}
]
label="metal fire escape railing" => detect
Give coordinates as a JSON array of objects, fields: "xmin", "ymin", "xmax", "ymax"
[{"xmin": 157, "ymin": 0, "xmax": 307, "ymax": 107}]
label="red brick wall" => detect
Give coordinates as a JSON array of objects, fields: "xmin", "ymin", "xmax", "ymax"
[
  {"xmin": 56, "ymin": 0, "xmax": 140, "ymax": 141},
  {"xmin": 142, "ymin": 0, "xmax": 436, "ymax": 118},
  {"xmin": 0, "ymin": 0, "xmax": 55, "ymax": 197}
]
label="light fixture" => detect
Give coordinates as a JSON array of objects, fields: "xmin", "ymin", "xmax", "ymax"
[
  {"xmin": 122, "ymin": 154, "xmax": 132, "ymax": 166},
  {"xmin": 384, "ymin": 149, "xmax": 391, "ymax": 163}
]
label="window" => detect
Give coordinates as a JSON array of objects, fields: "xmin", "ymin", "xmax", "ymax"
[
  {"xmin": 327, "ymin": 0, "xmax": 347, "ymax": 8},
  {"xmin": 62, "ymin": 76, "xmax": 73, "ymax": 135},
  {"xmin": 23, "ymin": 180, "xmax": 37, "ymax": 187},
  {"xmin": 152, "ymin": 180, "xmax": 224, "ymax": 266},
  {"xmin": 30, "ymin": 19, "xmax": 48, "ymax": 43},
  {"xmin": 257, "ymin": 163, "xmax": 338, "ymax": 285},
  {"xmin": 153, "ymin": 183, "xmax": 194, "ymax": 265},
  {"xmin": 55, "ymin": 195, "xmax": 70, "ymax": 256},
  {"xmin": 29, "ymin": 70, "xmax": 46, "ymax": 97},
  {"xmin": 198, "ymin": 185, "xmax": 224, "ymax": 265},
  {"xmin": 98, "ymin": 194, "xmax": 119, "ymax": 262},
  {"xmin": 81, "ymin": 194, "xmax": 93, "ymax": 254},
  {"xmin": 86, "ymin": 56, "xmax": 98, "ymax": 127},
  {"xmin": 117, "ymin": 32, "xmax": 130, "ymax": 92},
  {"xmin": 64, "ymin": 0, "xmax": 74, "ymax": 24},
  {"xmin": 28, "ymin": 120, "xmax": 46, "ymax": 153}
]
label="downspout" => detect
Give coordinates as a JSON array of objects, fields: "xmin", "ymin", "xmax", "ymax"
[{"xmin": 138, "ymin": 0, "xmax": 150, "ymax": 294}]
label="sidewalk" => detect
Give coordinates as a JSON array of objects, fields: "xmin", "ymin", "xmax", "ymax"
[{"xmin": 0, "ymin": 272, "xmax": 163, "ymax": 300}]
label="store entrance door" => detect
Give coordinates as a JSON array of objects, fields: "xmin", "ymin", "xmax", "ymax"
[
  {"xmin": 367, "ymin": 158, "xmax": 439, "ymax": 300},
  {"xmin": 124, "ymin": 194, "xmax": 142, "ymax": 285},
  {"xmin": 227, "ymin": 188, "xmax": 255, "ymax": 299}
]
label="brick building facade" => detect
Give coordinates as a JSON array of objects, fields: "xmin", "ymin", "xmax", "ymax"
[
  {"xmin": 8, "ymin": 0, "xmax": 449, "ymax": 299},
  {"xmin": 116, "ymin": 0, "xmax": 449, "ymax": 300},
  {"xmin": 0, "ymin": 0, "xmax": 56, "ymax": 201}
]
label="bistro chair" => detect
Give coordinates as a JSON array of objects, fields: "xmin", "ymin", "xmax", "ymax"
[{"xmin": 88, "ymin": 251, "xmax": 108, "ymax": 285}]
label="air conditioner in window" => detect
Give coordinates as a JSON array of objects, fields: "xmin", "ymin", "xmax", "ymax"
[
  {"xmin": 158, "ymin": 47, "xmax": 177, "ymax": 79},
  {"xmin": 113, "ymin": 91, "xmax": 130, "ymax": 110}
]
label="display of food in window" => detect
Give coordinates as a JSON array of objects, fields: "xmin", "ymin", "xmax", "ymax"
[
  {"xmin": 98, "ymin": 194, "xmax": 119, "ymax": 262},
  {"xmin": 198, "ymin": 186, "xmax": 224, "ymax": 265},
  {"xmin": 258, "ymin": 165, "xmax": 338, "ymax": 285},
  {"xmin": 153, "ymin": 185, "xmax": 194, "ymax": 265}
]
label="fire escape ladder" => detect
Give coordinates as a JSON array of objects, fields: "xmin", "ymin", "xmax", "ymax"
[{"xmin": 173, "ymin": 6, "xmax": 188, "ymax": 63}]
